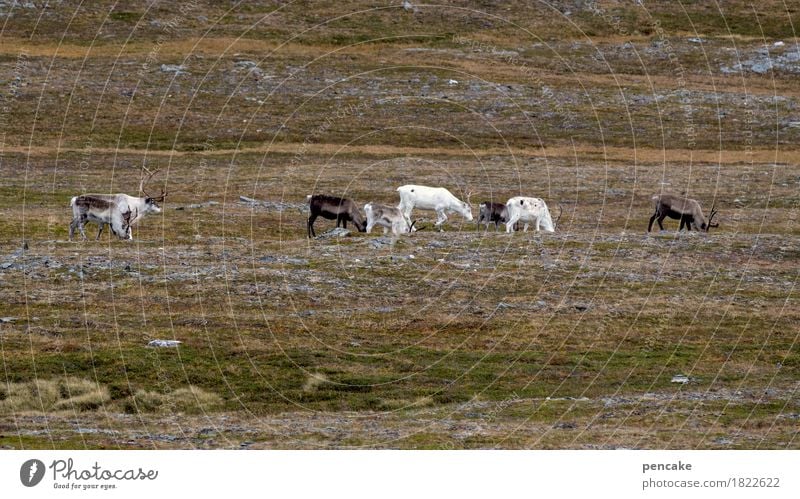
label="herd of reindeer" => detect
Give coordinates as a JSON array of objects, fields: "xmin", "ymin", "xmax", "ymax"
[{"xmin": 67, "ymin": 168, "xmax": 720, "ymax": 241}]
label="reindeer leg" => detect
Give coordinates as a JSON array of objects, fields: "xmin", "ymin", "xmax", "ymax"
[
  {"xmin": 505, "ymin": 213, "xmax": 519, "ymax": 233},
  {"xmin": 96, "ymin": 223, "xmax": 104, "ymax": 240},
  {"xmin": 648, "ymin": 212, "xmax": 658, "ymax": 232},
  {"xmin": 69, "ymin": 218, "xmax": 78, "ymax": 241},
  {"xmin": 78, "ymin": 216, "xmax": 88, "ymax": 241},
  {"xmin": 657, "ymin": 213, "xmax": 667, "ymax": 231},
  {"xmin": 435, "ymin": 208, "xmax": 447, "ymax": 231},
  {"xmin": 307, "ymin": 214, "xmax": 317, "ymax": 238}
]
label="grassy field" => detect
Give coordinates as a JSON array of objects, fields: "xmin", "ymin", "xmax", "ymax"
[{"xmin": 0, "ymin": 1, "xmax": 798, "ymax": 449}]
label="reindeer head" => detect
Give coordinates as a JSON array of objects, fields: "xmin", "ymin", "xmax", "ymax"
[
  {"xmin": 461, "ymin": 191, "xmax": 474, "ymax": 221},
  {"xmin": 139, "ymin": 168, "xmax": 167, "ymax": 213}
]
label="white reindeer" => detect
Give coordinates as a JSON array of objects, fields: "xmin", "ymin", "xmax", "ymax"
[
  {"xmin": 504, "ymin": 196, "xmax": 556, "ymax": 233},
  {"xmin": 68, "ymin": 169, "xmax": 166, "ymax": 241},
  {"xmin": 396, "ymin": 185, "xmax": 473, "ymax": 230},
  {"xmin": 364, "ymin": 202, "xmax": 417, "ymax": 235}
]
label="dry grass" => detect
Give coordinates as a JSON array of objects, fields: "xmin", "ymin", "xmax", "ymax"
[
  {"xmin": 130, "ymin": 386, "xmax": 223, "ymax": 414},
  {"xmin": 0, "ymin": 378, "xmax": 110, "ymax": 415}
]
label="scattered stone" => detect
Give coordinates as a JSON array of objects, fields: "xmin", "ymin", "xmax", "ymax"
[
  {"xmin": 0, "ymin": 317, "xmax": 17, "ymax": 323},
  {"xmin": 671, "ymin": 374, "xmax": 690, "ymax": 384},
  {"xmin": 713, "ymin": 437, "xmax": 734, "ymax": 445},
  {"xmin": 573, "ymin": 303, "xmax": 591, "ymax": 312},
  {"xmin": 175, "ymin": 201, "xmax": 219, "ymax": 210},
  {"xmin": 368, "ymin": 237, "xmax": 394, "ymax": 248},
  {"xmin": 315, "ymin": 228, "xmax": 351, "ymax": 239},
  {"xmin": 239, "ymin": 195, "xmax": 307, "ymax": 212},
  {"xmin": 147, "ymin": 340, "xmax": 181, "ymax": 348},
  {"xmin": 160, "ymin": 64, "xmax": 187, "ymax": 75},
  {"xmin": 553, "ymin": 422, "xmax": 577, "ymax": 429},
  {"xmin": 0, "ymin": 262, "xmax": 13, "ymax": 270}
]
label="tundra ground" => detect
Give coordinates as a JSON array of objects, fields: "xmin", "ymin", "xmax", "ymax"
[{"xmin": 0, "ymin": 1, "xmax": 798, "ymax": 449}]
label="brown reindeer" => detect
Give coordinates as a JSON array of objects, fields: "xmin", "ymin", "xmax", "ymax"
[
  {"xmin": 648, "ymin": 193, "xmax": 718, "ymax": 232},
  {"xmin": 307, "ymin": 194, "xmax": 366, "ymax": 238}
]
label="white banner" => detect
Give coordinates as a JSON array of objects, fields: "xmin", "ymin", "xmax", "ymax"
[{"xmin": 1, "ymin": 450, "xmax": 798, "ymax": 498}]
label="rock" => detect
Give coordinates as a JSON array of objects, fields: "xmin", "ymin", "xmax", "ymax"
[
  {"xmin": 368, "ymin": 237, "xmax": 393, "ymax": 248},
  {"xmin": 553, "ymin": 422, "xmax": 577, "ymax": 429},
  {"xmin": 147, "ymin": 340, "xmax": 181, "ymax": 348},
  {"xmin": 671, "ymin": 374, "xmax": 690, "ymax": 384},
  {"xmin": 160, "ymin": 64, "xmax": 187, "ymax": 75},
  {"xmin": 688, "ymin": 37, "xmax": 703, "ymax": 44},
  {"xmin": 235, "ymin": 60, "xmax": 258, "ymax": 68},
  {"xmin": 749, "ymin": 60, "xmax": 772, "ymax": 74},
  {"xmin": 175, "ymin": 201, "xmax": 219, "ymax": 210},
  {"xmin": 0, "ymin": 262, "xmax": 13, "ymax": 269},
  {"xmin": 573, "ymin": 303, "xmax": 590, "ymax": 312},
  {"xmin": 0, "ymin": 317, "xmax": 17, "ymax": 323},
  {"xmin": 315, "ymin": 228, "xmax": 351, "ymax": 239}
]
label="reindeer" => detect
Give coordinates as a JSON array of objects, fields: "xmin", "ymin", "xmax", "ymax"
[
  {"xmin": 648, "ymin": 193, "xmax": 718, "ymax": 232},
  {"xmin": 396, "ymin": 185, "xmax": 473, "ymax": 231},
  {"xmin": 68, "ymin": 169, "xmax": 166, "ymax": 241},
  {"xmin": 364, "ymin": 202, "xmax": 418, "ymax": 235},
  {"xmin": 477, "ymin": 201, "xmax": 508, "ymax": 231},
  {"xmin": 504, "ymin": 196, "xmax": 559, "ymax": 233},
  {"xmin": 307, "ymin": 194, "xmax": 366, "ymax": 238}
]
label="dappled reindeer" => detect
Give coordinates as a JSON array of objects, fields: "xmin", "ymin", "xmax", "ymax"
[
  {"xmin": 306, "ymin": 194, "xmax": 366, "ymax": 238},
  {"xmin": 504, "ymin": 196, "xmax": 559, "ymax": 233},
  {"xmin": 648, "ymin": 193, "xmax": 718, "ymax": 232},
  {"xmin": 68, "ymin": 169, "xmax": 166, "ymax": 241},
  {"xmin": 364, "ymin": 202, "xmax": 418, "ymax": 235},
  {"xmin": 396, "ymin": 184, "xmax": 473, "ymax": 231}
]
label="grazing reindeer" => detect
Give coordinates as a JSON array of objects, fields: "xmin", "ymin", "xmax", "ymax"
[
  {"xmin": 68, "ymin": 169, "xmax": 166, "ymax": 241},
  {"xmin": 504, "ymin": 196, "xmax": 559, "ymax": 233},
  {"xmin": 648, "ymin": 193, "xmax": 719, "ymax": 232},
  {"xmin": 477, "ymin": 201, "xmax": 508, "ymax": 231},
  {"xmin": 306, "ymin": 194, "xmax": 366, "ymax": 238},
  {"xmin": 396, "ymin": 185, "xmax": 473, "ymax": 230},
  {"xmin": 364, "ymin": 202, "xmax": 418, "ymax": 235}
]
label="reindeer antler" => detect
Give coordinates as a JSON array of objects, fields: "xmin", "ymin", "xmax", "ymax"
[
  {"xmin": 707, "ymin": 204, "xmax": 719, "ymax": 228},
  {"xmin": 139, "ymin": 167, "xmax": 167, "ymax": 201},
  {"xmin": 555, "ymin": 204, "xmax": 563, "ymax": 229}
]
